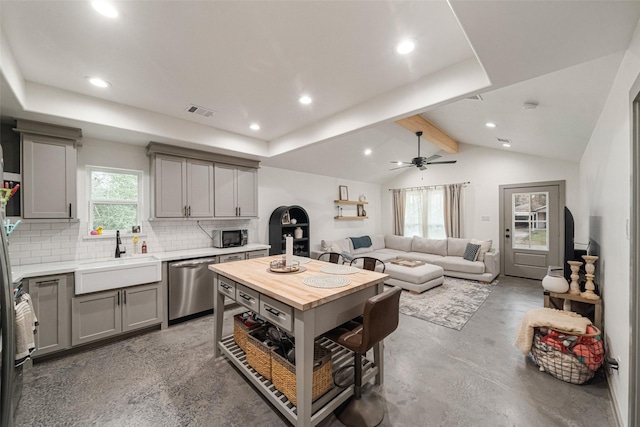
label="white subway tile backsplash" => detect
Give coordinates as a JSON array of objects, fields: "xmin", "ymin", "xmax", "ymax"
[
  {"xmin": 41, "ymin": 255, "xmax": 61, "ymax": 263},
  {"xmin": 30, "ymin": 223, "xmax": 52, "ymax": 230}
]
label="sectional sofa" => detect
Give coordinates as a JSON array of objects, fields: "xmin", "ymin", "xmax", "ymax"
[{"xmin": 317, "ymin": 235, "xmax": 500, "ymax": 287}]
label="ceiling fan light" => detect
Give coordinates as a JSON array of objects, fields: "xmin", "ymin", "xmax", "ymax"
[
  {"xmin": 396, "ymin": 39, "xmax": 415, "ymax": 55},
  {"xmin": 397, "ymin": 161, "xmax": 402, "ymax": 166}
]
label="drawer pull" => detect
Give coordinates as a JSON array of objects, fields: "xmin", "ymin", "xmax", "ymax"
[
  {"xmin": 239, "ymin": 293, "xmax": 254, "ymax": 302},
  {"xmin": 265, "ymin": 306, "xmax": 281, "ymax": 317},
  {"xmin": 220, "ymin": 283, "xmax": 231, "ymax": 290},
  {"xmin": 35, "ymin": 280, "xmax": 59, "ymax": 286}
]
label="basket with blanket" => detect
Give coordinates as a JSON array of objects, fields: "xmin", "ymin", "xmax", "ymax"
[
  {"xmin": 515, "ymin": 307, "xmax": 603, "ymax": 384},
  {"xmin": 531, "ymin": 325, "xmax": 603, "ymax": 384}
]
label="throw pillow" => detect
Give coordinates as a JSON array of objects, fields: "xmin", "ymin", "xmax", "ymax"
[
  {"xmin": 463, "ymin": 243, "xmax": 481, "ymax": 261},
  {"xmin": 471, "ymin": 239, "xmax": 492, "ymax": 262},
  {"xmin": 349, "ymin": 235, "xmax": 372, "ymax": 250},
  {"xmin": 330, "ymin": 243, "xmax": 343, "ymax": 254}
]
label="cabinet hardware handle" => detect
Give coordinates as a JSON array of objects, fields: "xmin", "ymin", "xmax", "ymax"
[
  {"xmin": 265, "ymin": 306, "xmax": 281, "ymax": 317},
  {"xmin": 239, "ymin": 293, "xmax": 253, "ymax": 302},
  {"xmin": 220, "ymin": 283, "xmax": 231, "ymax": 290},
  {"xmin": 35, "ymin": 280, "xmax": 59, "ymax": 286},
  {"xmin": 123, "ymin": 290, "xmax": 127, "ymax": 304},
  {"xmin": 69, "ymin": 203, "xmax": 72, "ymax": 218},
  {"xmin": 117, "ymin": 291, "xmax": 120, "ymax": 306},
  {"xmin": 188, "ymin": 206, "xmax": 191, "ymax": 216},
  {"xmin": 238, "ymin": 207, "xmax": 241, "ymax": 216},
  {"xmin": 184, "ymin": 206, "xmax": 187, "ymax": 217}
]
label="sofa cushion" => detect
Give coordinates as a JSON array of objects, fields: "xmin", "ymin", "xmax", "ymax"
[
  {"xmin": 463, "ymin": 243, "xmax": 481, "ymax": 261},
  {"xmin": 326, "ymin": 238, "xmax": 351, "ymax": 254},
  {"xmin": 384, "ymin": 263, "xmax": 443, "ymax": 284},
  {"xmin": 447, "ymin": 238, "xmax": 471, "ymax": 257},
  {"xmin": 363, "ymin": 250, "xmax": 400, "ymax": 263},
  {"xmin": 411, "ymin": 237, "xmax": 447, "ymax": 256},
  {"xmin": 471, "ymin": 239, "xmax": 492, "ymax": 262},
  {"xmin": 434, "ymin": 256, "xmax": 485, "ymax": 274},
  {"xmin": 370, "ymin": 235, "xmax": 386, "ymax": 251},
  {"xmin": 385, "ymin": 235, "xmax": 413, "ymax": 252}
]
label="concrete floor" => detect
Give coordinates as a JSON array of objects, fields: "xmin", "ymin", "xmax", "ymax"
[{"xmin": 15, "ymin": 275, "xmax": 616, "ymax": 426}]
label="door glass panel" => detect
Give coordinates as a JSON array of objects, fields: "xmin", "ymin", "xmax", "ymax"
[{"xmin": 512, "ymin": 192, "xmax": 549, "ymax": 250}]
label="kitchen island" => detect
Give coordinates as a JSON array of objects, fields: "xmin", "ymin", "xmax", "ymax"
[{"xmin": 210, "ymin": 256, "xmax": 389, "ymax": 427}]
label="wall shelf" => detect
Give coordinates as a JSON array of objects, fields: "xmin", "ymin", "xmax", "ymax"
[
  {"xmin": 333, "ymin": 200, "xmax": 368, "ymax": 205},
  {"xmin": 334, "ymin": 216, "xmax": 368, "ymax": 220}
]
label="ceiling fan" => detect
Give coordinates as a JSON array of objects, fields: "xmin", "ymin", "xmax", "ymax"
[{"xmin": 390, "ymin": 131, "xmax": 457, "ymax": 171}]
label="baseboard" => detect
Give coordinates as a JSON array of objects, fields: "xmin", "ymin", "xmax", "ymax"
[{"xmin": 606, "ymin": 370, "xmax": 625, "ymax": 427}]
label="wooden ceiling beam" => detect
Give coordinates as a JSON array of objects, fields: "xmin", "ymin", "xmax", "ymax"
[{"xmin": 394, "ymin": 115, "xmax": 459, "ymax": 154}]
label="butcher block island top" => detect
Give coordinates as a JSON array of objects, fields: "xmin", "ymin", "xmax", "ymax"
[{"xmin": 209, "ymin": 255, "xmax": 388, "ymax": 311}]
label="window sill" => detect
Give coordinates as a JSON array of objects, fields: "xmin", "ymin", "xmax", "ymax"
[{"xmin": 82, "ymin": 233, "xmax": 147, "ymax": 241}]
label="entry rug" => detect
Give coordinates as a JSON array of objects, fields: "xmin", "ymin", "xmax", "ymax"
[{"xmin": 398, "ymin": 277, "xmax": 498, "ymax": 331}]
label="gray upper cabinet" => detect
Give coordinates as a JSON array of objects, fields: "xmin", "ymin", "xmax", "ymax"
[
  {"xmin": 26, "ymin": 274, "xmax": 72, "ymax": 357},
  {"xmin": 214, "ymin": 164, "xmax": 258, "ymax": 218},
  {"xmin": 22, "ymin": 135, "xmax": 77, "ymax": 219},
  {"xmin": 153, "ymin": 154, "xmax": 214, "ymax": 218}
]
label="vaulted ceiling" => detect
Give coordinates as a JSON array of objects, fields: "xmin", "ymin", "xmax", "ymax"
[{"xmin": 1, "ymin": 1, "xmax": 639, "ymax": 183}]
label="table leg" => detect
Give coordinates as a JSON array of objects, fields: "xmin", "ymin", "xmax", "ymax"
[
  {"xmin": 594, "ymin": 302, "xmax": 603, "ymax": 331},
  {"xmin": 213, "ymin": 274, "xmax": 224, "ymax": 358},
  {"xmin": 294, "ymin": 308, "xmax": 315, "ymax": 427}
]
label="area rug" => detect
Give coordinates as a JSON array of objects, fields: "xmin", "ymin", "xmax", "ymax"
[{"xmin": 398, "ymin": 277, "xmax": 498, "ymax": 331}]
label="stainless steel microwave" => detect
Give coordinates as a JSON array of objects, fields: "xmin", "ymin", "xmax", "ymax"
[{"xmin": 212, "ymin": 229, "xmax": 248, "ymax": 248}]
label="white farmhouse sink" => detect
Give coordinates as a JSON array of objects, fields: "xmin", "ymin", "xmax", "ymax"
[{"xmin": 75, "ymin": 256, "xmax": 162, "ymax": 295}]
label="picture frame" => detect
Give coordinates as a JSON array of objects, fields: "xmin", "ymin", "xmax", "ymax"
[
  {"xmin": 357, "ymin": 204, "xmax": 364, "ymax": 217},
  {"xmin": 132, "ymin": 225, "xmax": 141, "ymax": 233},
  {"xmin": 281, "ymin": 210, "xmax": 291, "ymax": 225},
  {"xmin": 339, "ymin": 185, "xmax": 349, "ymax": 201}
]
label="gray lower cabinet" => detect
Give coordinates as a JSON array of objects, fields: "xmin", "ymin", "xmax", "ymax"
[
  {"xmin": 245, "ymin": 249, "xmax": 269, "ymax": 259},
  {"xmin": 72, "ymin": 282, "xmax": 162, "ymax": 346},
  {"xmin": 26, "ymin": 274, "xmax": 72, "ymax": 357}
]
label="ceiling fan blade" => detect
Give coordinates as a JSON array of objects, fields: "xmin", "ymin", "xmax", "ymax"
[
  {"xmin": 390, "ymin": 161, "xmax": 412, "ymax": 165},
  {"xmin": 425, "ymin": 160, "xmax": 457, "ymax": 165},
  {"xmin": 423, "ymin": 154, "xmax": 442, "ymax": 163},
  {"xmin": 389, "ymin": 165, "xmax": 414, "ymax": 171}
]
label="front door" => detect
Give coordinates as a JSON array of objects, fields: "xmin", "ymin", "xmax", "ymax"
[{"xmin": 500, "ymin": 181, "xmax": 565, "ymax": 280}]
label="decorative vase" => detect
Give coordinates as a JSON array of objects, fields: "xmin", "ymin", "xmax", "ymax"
[
  {"xmin": 290, "ymin": 218, "xmax": 297, "ymax": 224},
  {"xmin": 294, "ymin": 227, "xmax": 303, "ymax": 239},
  {"xmin": 542, "ymin": 274, "xmax": 569, "ymax": 293},
  {"xmin": 581, "ymin": 255, "xmax": 600, "ymax": 300},
  {"xmin": 567, "ymin": 260, "xmax": 583, "ymax": 295}
]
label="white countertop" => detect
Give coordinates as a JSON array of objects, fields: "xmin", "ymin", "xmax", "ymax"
[{"xmin": 11, "ymin": 243, "xmax": 270, "ymax": 283}]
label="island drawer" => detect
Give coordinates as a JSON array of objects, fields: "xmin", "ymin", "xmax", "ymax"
[
  {"xmin": 260, "ymin": 295, "xmax": 293, "ymax": 333},
  {"xmin": 236, "ymin": 283, "xmax": 260, "ymax": 311},
  {"xmin": 218, "ymin": 276, "xmax": 236, "ymax": 299}
]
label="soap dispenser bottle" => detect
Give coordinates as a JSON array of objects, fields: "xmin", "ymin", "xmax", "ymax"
[{"xmin": 115, "ymin": 230, "xmax": 122, "ymax": 258}]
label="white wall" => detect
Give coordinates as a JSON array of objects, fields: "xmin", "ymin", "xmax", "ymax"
[
  {"xmin": 257, "ymin": 166, "xmax": 382, "ymax": 252},
  {"xmin": 578, "ymin": 22, "xmax": 640, "ymax": 426},
  {"xmin": 381, "ymin": 143, "xmax": 581, "ymax": 250}
]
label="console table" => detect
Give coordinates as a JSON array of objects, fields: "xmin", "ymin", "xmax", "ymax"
[
  {"xmin": 210, "ymin": 256, "xmax": 389, "ymax": 427},
  {"xmin": 543, "ymin": 290, "xmax": 602, "ymax": 330}
]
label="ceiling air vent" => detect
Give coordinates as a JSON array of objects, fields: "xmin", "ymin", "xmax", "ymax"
[
  {"xmin": 185, "ymin": 104, "xmax": 216, "ymax": 118},
  {"xmin": 466, "ymin": 94, "xmax": 484, "ymax": 101}
]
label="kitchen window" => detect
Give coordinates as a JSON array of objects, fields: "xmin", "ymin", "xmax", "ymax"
[{"xmin": 87, "ymin": 166, "xmax": 142, "ymax": 234}]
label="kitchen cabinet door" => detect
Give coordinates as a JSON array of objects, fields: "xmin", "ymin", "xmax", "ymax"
[
  {"xmin": 245, "ymin": 249, "xmax": 268, "ymax": 259},
  {"xmin": 71, "ymin": 290, "xmax": 122, "ymax": 346},
  {"xmin": 236, "ymin": 167, "xmax": 258, "ymax": 217},
  {"xmin": 154, "ymin": 155, "xmax": 187, "ymax": 218},
  {"xmin": 22, "ymin": 135, "xmax": 77, "ymax": 219},
  {"xmin": 214, "ymin": 163, "xmax": 236, "ymax": 217},
  {"xmin": 27, "ymin": 274, "xmax": 72, "ymax": 357},
  {"xmin": 214, "ymin": 164, "xmax": 258, "ymax": 217},
  {"xmin": 186, "ymin": 159, "xmax": 214, "ymax": 218},
  {"xmin": 122, "ymin": 283, "xmax": 162, "ymax": 332}
]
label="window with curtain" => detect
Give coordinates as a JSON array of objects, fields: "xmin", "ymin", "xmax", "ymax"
[{"xmin": 403, "ymin": 188, "xmax": 446, "ymax": 238}]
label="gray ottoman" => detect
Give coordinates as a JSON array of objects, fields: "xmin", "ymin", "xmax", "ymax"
[{"xmin": 384, "ymin": 262, "xmax": 444, "ymax": 293}]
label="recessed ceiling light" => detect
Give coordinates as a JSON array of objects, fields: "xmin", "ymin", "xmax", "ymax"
[
  {"xmin": 396, "ymin": 39, "xmax": 415, "ymax": 55},
  {"xmin": 485, "ymin": 122, "xmax": 497, "ymax": 128},
  {"xmin": 249, "ymin": 124, "xmax": 260, "ymax": 131},
  {"xmin": 91, "ymin": 1, "xmax": 118, "ymax": 18},
  {"xmin": 364, "ymin": 149, "xmax": 372, "ymax": 155},
  {"xmin": 502, "ymin": 142, "xmax": 511, "ymax": 148},
  {"xmin": 299, "ymin": 95, "xmax": 312, "ymax": 105},
  {"xmin": 86, "ymin": 77, "xmax": 111, "ymax": 88}
]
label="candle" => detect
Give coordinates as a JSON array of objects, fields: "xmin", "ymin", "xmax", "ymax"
[{"xmin": 285, "ymin": 236, "xmax": 293, "ymax": 267}]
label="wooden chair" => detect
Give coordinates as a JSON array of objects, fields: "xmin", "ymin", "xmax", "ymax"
[
  {"xmin": 317, "ymin": 252, "xmax": 345, "ymax": 264},
  {"xmin": 350, "ymin": 256, "xmax": 385, "ymax": 273}
]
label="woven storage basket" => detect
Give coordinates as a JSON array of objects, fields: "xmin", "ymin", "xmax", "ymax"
[
  {"xmin": 233, "ymin": 312, "xmax": 262, "ymax": 352},
  {"xmin": 271, "ymin": 343, "xmax": 332, "ymax": 406},
  {"xmin": 531, "ymin": 326, "xmax": 603, "ymax": 385},
  {"xmin": 246, "ymin": 327, "xmax": 276, "ymax": 380}
]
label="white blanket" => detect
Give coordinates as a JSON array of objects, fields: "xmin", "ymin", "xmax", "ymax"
[
  {"xmin": 514, "ymin": 307, "xmax": 592, "ymax": 355},
  {"xmin": 15, "ymin": 293, "xmax": 38, "ymax": 366}
]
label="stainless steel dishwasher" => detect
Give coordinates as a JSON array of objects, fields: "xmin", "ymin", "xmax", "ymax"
[{"xmin": 169, "ymin": 257, "xmax": 217, "ymax": 321}]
